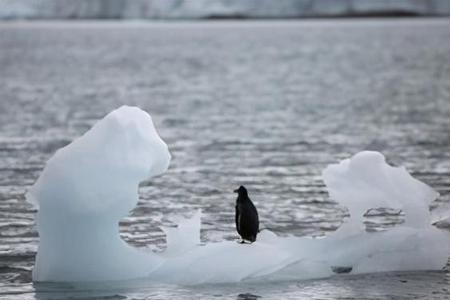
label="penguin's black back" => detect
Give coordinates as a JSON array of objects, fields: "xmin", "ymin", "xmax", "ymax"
[{"xmin": 235, "ymin": 186, "xmax": 259, "ymax": 242}]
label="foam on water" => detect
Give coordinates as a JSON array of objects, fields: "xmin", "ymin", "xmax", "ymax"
[{"xmin": 27, "ymin": 106, "xmax": 450, "ymax": 284}]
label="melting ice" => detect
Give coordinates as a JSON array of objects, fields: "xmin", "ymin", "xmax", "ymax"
[{"xmin": 27, "ymin": 106, "xmax": 450, "ymax": 284}]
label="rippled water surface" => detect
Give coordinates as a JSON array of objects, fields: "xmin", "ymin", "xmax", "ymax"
[{"xmin": 1, "ymin": 19, "xmax": 450, "ymax": 299}]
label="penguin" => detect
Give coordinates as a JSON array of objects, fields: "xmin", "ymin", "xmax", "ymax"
[{"xmin": 234, "ymin": 185, "xmax": 259, "ymax": 243}]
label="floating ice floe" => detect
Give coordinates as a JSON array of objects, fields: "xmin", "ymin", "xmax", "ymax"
[{"xmin": 27, "ymin": 106, "xmax": 450, "ymax": 284}]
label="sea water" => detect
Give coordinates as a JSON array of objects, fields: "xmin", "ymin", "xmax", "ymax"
[{"xmin": 1, "ymin": 19, "xmax": 450, "ymax": 299}]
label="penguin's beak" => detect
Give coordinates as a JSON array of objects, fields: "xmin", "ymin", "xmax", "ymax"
[{"xmin": 233, "ymin": 188, "xmax": 239, "ymax": 193}]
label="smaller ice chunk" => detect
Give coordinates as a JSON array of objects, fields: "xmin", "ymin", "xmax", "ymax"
[
  {"xmin": 319, "ymin": 151, "xmax": 449, "ymax": 274},
  {"xmin": 322, "ymin": 151, "xmax": 438, "ymax": 233}
]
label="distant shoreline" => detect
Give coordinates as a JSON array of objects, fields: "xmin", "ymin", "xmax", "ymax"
[
  {"xmin": 2, "ymin": 14, "xmax": 450, "ymax": 21},
  {"xmin": 2, "ymin": 0, "xmax": 450, "ymax": 21},
  {"xmin": 1, "ymin": 17, "xmax": 450, "ymax": 28},
  {"xmin": 1, "ymin": 15, "xmax": 450, "ymax": 23}
]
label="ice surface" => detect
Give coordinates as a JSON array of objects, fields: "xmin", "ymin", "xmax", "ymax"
[{"xmin": 28, "ymin": 107, "xmax": 450, "ymax": 284}]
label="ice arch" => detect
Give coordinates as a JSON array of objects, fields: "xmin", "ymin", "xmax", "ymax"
[{"xmin": 27, "ymin": 106, "xmax": 450, "ymax": 284}]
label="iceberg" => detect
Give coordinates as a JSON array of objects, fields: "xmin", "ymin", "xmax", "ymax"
[{"xmin": 27, "ymin": 106, "xmax": 450, "ymax": 284}]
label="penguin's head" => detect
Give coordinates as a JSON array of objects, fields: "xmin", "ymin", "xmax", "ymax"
[{"xmin": 233, "ymin": 185, "xmax": 248, "ymax": 198}]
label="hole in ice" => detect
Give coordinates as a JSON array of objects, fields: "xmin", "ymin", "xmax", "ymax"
[{"xmin": 363, "ymin": 207, "xmax": 405, "ymax": 232}]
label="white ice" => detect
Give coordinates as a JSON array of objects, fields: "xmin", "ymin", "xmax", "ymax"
[{"xmin": 27, "ymin": 106, "xmax": 450, "ymax": 284}]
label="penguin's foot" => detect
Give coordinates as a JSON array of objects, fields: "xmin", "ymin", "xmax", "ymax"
[{"xmin": 237, "ymin": 239, "xmax": 253, "ymax": 244}]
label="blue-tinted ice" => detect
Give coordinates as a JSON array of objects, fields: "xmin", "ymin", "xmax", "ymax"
[{"xmin": 27, "ymin": 106, "xmax": 450, "ymax": 284}]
